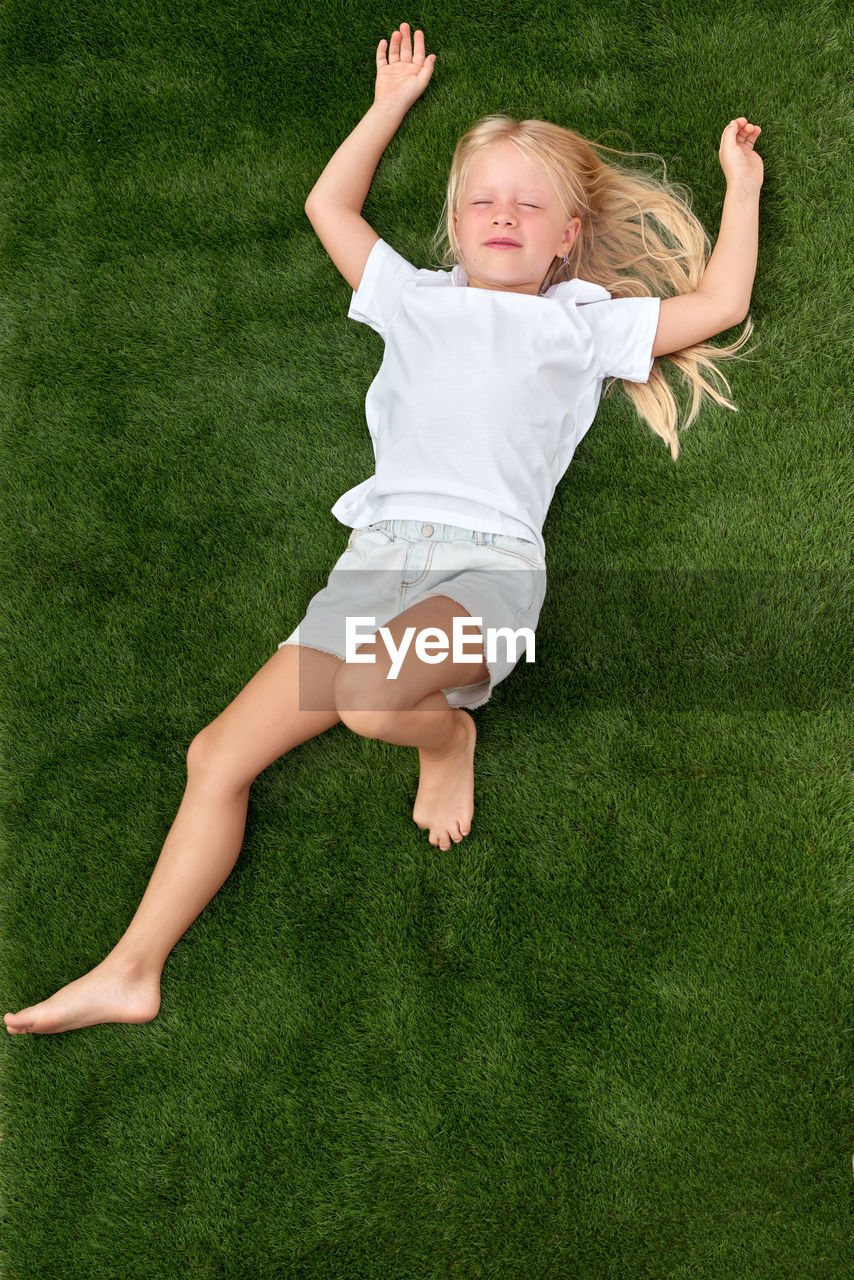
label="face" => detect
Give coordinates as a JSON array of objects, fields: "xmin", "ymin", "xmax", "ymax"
[{"xmin": 452, "ymin": 140, "xmax": 581, "ymax": 295}]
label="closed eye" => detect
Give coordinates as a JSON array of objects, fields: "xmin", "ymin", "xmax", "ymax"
[{"xmin": 472, "ymin": 201, "xmax": 541, "ymax": 208}]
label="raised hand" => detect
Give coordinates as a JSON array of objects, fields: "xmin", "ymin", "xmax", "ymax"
[
  {"xmin": 374, "ymin": 22, "xmax": 437, "ymax": 114},
  {"xmin": 719, "ymin": 117, "xmax": 764, "ymax": 189}
]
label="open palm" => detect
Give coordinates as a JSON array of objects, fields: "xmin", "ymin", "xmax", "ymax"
[{"xmin": 375, "ymin": 22, "xmax": 436, "ymax": 113}]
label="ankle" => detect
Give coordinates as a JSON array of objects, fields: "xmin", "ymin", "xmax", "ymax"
[
  {"xmin": 419, "ymin": 710, "xmax": 467, "ymax": 762},
  {"xmin": 103, "ymin": 946, "xmax": 163, "ymax": 983}
]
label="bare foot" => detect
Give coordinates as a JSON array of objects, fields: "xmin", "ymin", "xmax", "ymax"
[
  {"xmin": 4, "ymin": 956, "xmax": 162, "ymax": 1035},
  {"xmin": 412, "ymin": 708, "xmax": 477, "ymax": 851}
]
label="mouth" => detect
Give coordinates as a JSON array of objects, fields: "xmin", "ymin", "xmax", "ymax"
[{"xmin": 485, "ymin": 239, "xmax": 521, "ymax": 248}]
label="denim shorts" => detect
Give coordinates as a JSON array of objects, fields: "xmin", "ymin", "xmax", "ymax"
[{"xmin": 278, "ymin": 519, "xmax": 547, "ymax": 710}]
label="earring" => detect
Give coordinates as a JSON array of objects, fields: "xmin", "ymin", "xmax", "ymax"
[{"xmin": 541, "ymin": 248, "xmax": 573, "ymax": 296}]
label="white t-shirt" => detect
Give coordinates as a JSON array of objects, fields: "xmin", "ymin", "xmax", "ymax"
[{"xmin": 331, "ymin": 237, "xmax": 661, "ymax": 558}]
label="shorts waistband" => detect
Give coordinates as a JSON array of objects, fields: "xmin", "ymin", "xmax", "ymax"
[{"xmin": 370, "ymin": 519, "xmax": 536, "ymax": 549}]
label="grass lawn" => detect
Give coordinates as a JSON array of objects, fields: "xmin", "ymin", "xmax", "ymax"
[{"xmin": 0, "ymin": 1, "xmax": 851, "ymax": 1276}]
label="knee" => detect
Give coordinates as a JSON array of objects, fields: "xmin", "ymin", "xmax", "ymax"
[
  {"xmin": 337, "ymin": 707, "xmax": 396, "ymax": 740},
  {"xmin": 332, "ymin": 663, "xmax": 396, "ymax": 739},
  {"xmin": 186, "ymin": 726, "xmax": 220, "ymax": 775},
  {"xmin": 186, "ymin": 725, "xmax": 251, "ymax": 789}
]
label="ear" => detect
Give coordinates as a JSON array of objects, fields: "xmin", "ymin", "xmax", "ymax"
[{"xmin": 561, "ymin": 216, "xmax": 582, "ymax": 253}]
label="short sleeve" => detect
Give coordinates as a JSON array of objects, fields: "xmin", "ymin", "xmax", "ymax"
[
  {"xmin": 347, "ymin": 237, "xmax": 419, "ymax": 341},
  {"xmin": 579, "ymin": 295, "xmax": 661, "ymax": 383}
]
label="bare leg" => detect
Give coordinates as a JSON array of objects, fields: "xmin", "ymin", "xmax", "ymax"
[
  {"xmin": 4, "ymin": 644, "xmax": 343, "ymax": 1035},
  {"xmin": 333, "ymin": 595, "xmax": 488, "ymax": 852},
  {"xmin": 383, "ymin": 695, "xmax": 480, "ymax": 856}
]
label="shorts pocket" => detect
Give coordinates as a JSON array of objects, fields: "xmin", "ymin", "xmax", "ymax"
[
  {"xmin": 488, "ymin": 534, "xmax": 546, "ymax": 570},
  {"xmin": 505, "ymin": 571, "xmax": 545, "ymax": 633},
  {"xmin": 345, "ymin": 524, "xmax": 395, "ymax": 552}
]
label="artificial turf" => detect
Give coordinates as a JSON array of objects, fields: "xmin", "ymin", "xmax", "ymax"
[{"xmin": 0, "ymin": 1, "xmax": 851, "ymax": 1275}]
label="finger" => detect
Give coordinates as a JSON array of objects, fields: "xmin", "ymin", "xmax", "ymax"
[
  {"xmin": 389, "ymin": 28, "xmax": 400, "ymax": 61},
  {"xmin": 400, "ymin": 20, "xmax": 412, "ymax": 60},
  {"xmin": 413, "ymin": 27, "xmax": 425, "ymax": 62},
  {"xmin": 376, "ymin": 37, "xmax": 387, "ymax": 67}
]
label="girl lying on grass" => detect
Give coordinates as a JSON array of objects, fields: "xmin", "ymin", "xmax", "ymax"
[{"xmin": 5, "ymin": 21, "xmax": 763, "ymax": 1034}]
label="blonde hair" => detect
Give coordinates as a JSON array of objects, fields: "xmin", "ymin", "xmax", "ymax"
[{"xmin": 429, "ymin": 115, "xmax": 756, "ymax": 461}]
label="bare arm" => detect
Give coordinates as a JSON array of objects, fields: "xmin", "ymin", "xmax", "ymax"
[
  {"xmin": 304, "ymin": 100, "xmax": 406, "ymax": 291},
  {"xmin": 698, "ymin": 118, "xmax": 764, "ymax": 320},
  {"xmin": 698, "ymin": 181, "xmax": 761, "ymax": 322},
  {"xmin": 304, "ymin": 101, "xmax": 407, "ymax": 214},
  {"xmin": 304, "ymin": 23, "xmax": 437, "ymax": 290},
  {"xmin": 651, "ymin": 178, "xmax": 761, "ymax": 357},
  {"xmin": 651, "ymin": 117, "xmax": 763, "ymax": 358}
]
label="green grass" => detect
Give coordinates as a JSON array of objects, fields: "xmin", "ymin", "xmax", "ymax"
[{"xmin": 1, "ymin": 1, "xmax": 852, "ymax": 1276}]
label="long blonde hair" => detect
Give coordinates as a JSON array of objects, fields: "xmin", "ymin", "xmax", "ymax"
[{"xmin": 429, "ymin": 115, "xmax": 755, "ymax": 461}]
